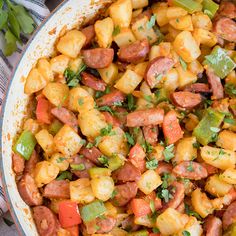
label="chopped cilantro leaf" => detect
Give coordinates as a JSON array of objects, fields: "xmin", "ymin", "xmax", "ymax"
[
  {"xmin": 185, "ymin": 203, "xmax": 202, "ymax": 220},
  {"xmin": 147, "ymin": 14, "xmax": 156, "ymax": 29},
  {"xmin": 150, "ymin": 200, "xmax": 155, "ymax": 213},
  {"xmin": 127, "ymin": 94, "xmax": 136, "ymax": 111},
  {"xmin": 179, "ymin": 57, "xmax": 187, "ymax": 71},
  {"xmin": 56, "ymin": 157, "xmax": 67, "ymax": 163},
  {"xmin": 163, "ymin": 144, "xmax": 175, "ymax": 162},
  {"xmin": 56, "ymin": 171, "xmax": 72, "ymax": 180},
  {"xmin": 112, "ymin": 25, "xmax": 120, "ymax": 36},
  {"xmin": 161, "ymin": 189, "xmax": 173, "ymax": 203},
  {"xmin": 187, "ymin": 161, "xmax": 194, "ymax": 172},
  {"xmin": 125, "ymin": 132, "xmax": 135, "ymax": 146},
  {"xmin": 111, "ymin": 189, "xmax": 118, "ymax": 199},
  {"xmin": 98, "ymin": 155, "xmax": 109, "ymax": 167},
  {"xmin": 182, "ymin": 231, "xmax": 191, "ymax": 236},
  {"xmin": 146, "ymin": 159, "xmax": 158, "ymax": 170},
  {"xmin": 70, "ymin": 163, "xmax": 85, "ymax": 171},
  {"xmin": 192, "ymin": 142, "xmax": 200, "ymax": 149},
  {"xmin": 98, "ymin": 106, "xmax": 114, "ymax": 115}
]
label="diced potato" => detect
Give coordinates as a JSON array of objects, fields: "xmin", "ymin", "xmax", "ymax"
[
  {"xmin": 163, "ymin": 68, "xmax": 179, "ymax": 92},
  {"xmin": 57, "ymin": 228, "xmax": 71, "ymax": 236},
  {"xmin": 149, "ymin": 42, "xmax": 171, "ymax": 61},
  {"xmin": 35, "ymin": 129, "xmax": 55, "ymax": 156},
  {"xmin": 132, "ymin": 16, "xmax": 158, "ymax": 44},
  {"xmin": 166, "ymin": 7, "xmax": 188, "ymax": 19},
  {"xmin": 89, "ymin": 167, "xmax": 112, "ymax": 179},
  {"xmin": 113, "ymin": 28, "xmax": 136, "ymax": 47},
  {"xmin": 23, "ymin": 119, "xmax": 40, "ymax": 134},
  {"xmin": 140, "ymin": 81, "xmax": 152, "ymax": 96},
  {"xmin": 149, "ymin": 45, "xmax": 161, "ymax": 61},
  {"xmin": 108, "ymin": 154, "xmax": 125, "ymax": 171},
  {"xmin": 134, "ymin": 62, "xmax": 148, "ymax": 78},
  {"xmin": 156, "ymin": 208, "xmax": 188, "ymax": 235},
  {"xmin": 192, "ymin": 12, "xmax": 212, "ymax": 30},
  {"xmin": 68, "ymin": 87, "xmax": 95, "ymax": 113},
  {"xmin": 205, "ymin": 174, "xmax": 232, "ymax": 197},
  {"xmin": 24, "ymin": 68, "xmax": 47, "ymax": 95},
  {"xmin": 34, "ymin": 161, "xmax": 59, "ymax": 187},
  {"xmin": 173, "ymin": 31, "xmax": 201, "ymax": 63},
  {"xmin": 69, "ymin": 57, "xmax": 83, "ymax": 73},
  {"xmin": 169, "ymin": 15, "xmax": 193, "ymax": 31},
  {"xmin": 176, "ymin": 66, "xmax": 197, "ymax": 88},
  {"xmin": 138, "ymin": 170, "xmax": 162, "ymax": 195},
  {"xmin": 135, "ymin": 215, "xmax": 156, "ymax": 227},
  {"xmin": 50, "ymin": 55, "xmax": 70, "ymax": 74},
  {"xmin": 98, "ymin": 127, "xmax": 128, "ymax": 157},
  {"xmin": 54, "ymin": 125, "xmax": 83, "ymax": 156},
  {"xmin": 219, "ymin": 168, "xmax": 236, "ymax": 184},
  {"xmin": 174, "ymin": 136, "xmax": 197, "ymax": 164},
  {"xmin": 70, "ymin": 178, "xmax": 95, "ymax": 204},
  {"xmin": 42, "ymin": 82, "xmax": 69, "ymax": 107},
  {"xmin": 193, "ymin": 28, "xmax": 217, "ymax": 47},
  {"xmin": 132, "ymin": 0, "xmax": 148, "ymax": 9},
  {"xmin": 78, "ymin": 109, "xmax": 107, "ymax": 138},
  {"xmin": 200, "ymin": 146, "xmax": 236, "ymax": 170},
  {"xmin": 167, "ymin": 25, "xmax": 181, "ymax": 42},
  {"xmin": 132, "ymin": 9, "xmax": 143, "ymax": 18},
  {"xmin": 49, "ymin": 153, "xmax": 69, "ymax": 171},
  {"xmin": 57, "ymin": 30, "xmax": 86, "ymax": 58},
  {"xmin": 37, "ymin": 58, "xmax": 54, "ymax": 82},
  {"xmin": 95, "ymin": 17, "xmax": 114, "ymax": 48},
  {"xmin": 136, "ymin": 98, "xmax": 154, "ymax": 110},
  {"xmin": 178, "ymin": 217, "xmax": 203, "ymax": 236},
  {"xmin": 187, "ymin": 60, "xmax": 204, "ymax": 75},
  {"xmin": 185, "ymin": 114, "xmax": 199, "ymax": 131},
  {"xmin": 91, "ymin": 176, "xmax": 115, "ymax": 201},
  {"xmin": 98, "ymin": 63, "xmax": 118, "ymax": 85},
  {"xmin": 114, "ymin": 69, "xmax": 142, "ymax": 94},
  {"xmin": 110, "ymin": 227, "xmax": 127, "ymax": 236},
  {"xmin": 104, "ymin": 202, "xmax": 117, "ymax": 217},
  {"xmin": 149, "ymin": 144, "xmax": 164, "ymax": 161},
  {"xmin": 109, "ymin": 0, "xmax": 132, "ymax": 28},
  {"xmin": 191, "ymin": 188, "xmax": 214, "ymax": 218},
  {"xmin": 152, "ymin": 4, "xmax": 168, "ymax": 27},
  {"xmin": 216, "ymin": 130, "xmax": 236, "ymax": 151}
]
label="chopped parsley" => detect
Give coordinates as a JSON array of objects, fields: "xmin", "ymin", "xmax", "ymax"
[
  {"xmin": 182, "ymin": 231, "xmax": 191, "ymax": 236},
  {"xmin": 70, "ymin": 163, "xmax": 85, "ymax": 171},
  {"xmin": 127, "ymin": 94, "xmax": 136, "ymax": 111},
  {"xmin": 142, "ymin": 141, "xmax": 153, "ymax": 154},
  {"xmin": 146, "ymin": 159, "xmax": 158, "ymax": 170},
  {"xmin": 185, "ymin": 203, "xmax": 202, "ymax": 220},
  {"xmin": 56, "ymin": 157, "xmax": 67, "ymax": 163},
  {"xmin": 155, "ymin": 73, "xmax": 163, "ymax": 83},
  {"xmin": 179, "ymin": 57, "xmax": 187, "ymax": 71},
  {"xmin": 161, "ymin": 173, "xmax": 171, "ymax": 189},
  {"xmin": 111, "ymin": 189, "xmax": 118, "ymax": 199},
  {"xmin": 144, "ymin": 95, "xmax": 152, "ymax": 102},
  {"xmin": 98, "ymin": 155, "xmax": 109, "ymax": 167},
  {"xmin": 95, "ymin": 86, "xmax": 110, "ymax": 99},
  {"xmin": 112, "ymin": 25, "xmax": 120, "ymax": 36},
  {"xmin": 152, "ymin": 228, "xmax": 160, "ymax": 234},
  {"xmin": 86, "ymin": 142, "xmax": 94, "ymax": 148},
  {"xmin": 56, "ymin": 171, "xmax": 72, "ymax": 180},
  {"xmin": 125, "ymin": 132, "xmax": 135, "ymax": 146},
  {"xmin": 224, "ymin": 117, "xmax": 236, "ymax": 125},
  {"xmin": 187, "ymin": 161, "xmax": 194, "ymax": 172},
  {"xmin": 160, "ymin": 189, "xmax": 173, "ymax": 203},
  {"xmin": 100, "ymin": 124, "xmax": 116, "ymax": 136},
  {"xmin": 78, "ymin": 98, "xmax": 84, "ymax": 106},
  {"xmin": 192, "ymin": 142, "xmax": 200, "ymax": 149},
  {"xmin": 147, "ymin": 14, "xmax": 156, "ymax": 29},
  {"xmin": 150, "ymin": 200, "xmax": 155, "ymax": 213},
  {"xmin": 225, "ymin": 83, "xmax": 236, "ymax": 98},
  {"xmin": 163, "ymin": 144, "xmax": 175, "ymax": 162},
  {"xmin": 98, "ymin": 106, "xmax": 114, "ymax": 115}
]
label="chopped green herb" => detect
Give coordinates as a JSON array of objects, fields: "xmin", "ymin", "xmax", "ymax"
[
  {"xmin": 111, "ymin": 189, "xmax": 118, "ymax": 199},
  {"xmin": 56, "ymin": 157, "xmax": 67, "ymax": 163},
  {"xmin": 161, "ymin": 173, "xmax": 171, "ymax": 189},
  {"xmin": 176, "ymin": 18, "xmax": 180, "ymax": 23},
  {"xmin": 125, "ymin": 132, "xmax": 135, "ymax": 146},
  {"xmin": 138, "ymin": 25, "xmax": 144, "ymax": 31},
  {"xmin": 161, "ymin": 189, "xmax": 173, "ymax": 203},
  {"xmin": 210, "ymin": 127, "xmax": 220, "ymax": 133},
  {"xmin": 94, "ymin": 136, "xmax": 102, "ymax": 146},
  {"xmin": 155, "ymin": 73, "xmax": 163, "ymax": 83},
  {"xmin": 185, "ymin": 203, "xmax": 202, "ymax": 220},
  {"xmin": 187, "ymin": 161, "xmax": 194, "ymax": 172},
  {"xmin": 112, "ymin": 25, "xmax": 120, "ymax": 36},
  {"xmin": 147, "ymin": 14, "xmax": 156, "ymax": 29},
  {"xmin": 94, "ymin": 225, "xmax": 101, "ymax": 231},
  {"xmin": 80, "ymin": 139, "xmax": 86, "ymax": 146},
  {"xmin": 70, "ymin": 163, "xmax": 85, "ymax": 171},
  {"xmin": 146, "ymin": 159, "xmax": 158, "ymax": 170},
  {"xmin": 113, "ymin": 101, "xmax": 123, "ymax": 107},
  {"xmin": 86, "ymin": 142, "xmax": 94, "ymax": 148},
  {"xmin": 163, "ymin": 144, "xmax": 175, "ymax": 162},
  {"xmin": 150, "ymin": 200, "xmax": 155, "ymax": 213},
  {"xmin": 179, "ymin": 57, "xmax": 187, "ymax": 71},
  {"xmin": 192, "ymin": 142, "xmax": 200, "ymax": 149},
  {"xmin": 219, "ymin": 148, "xmax": 226, "ymax": 156},
  {"xmin": 78, "ymin": 98, "xmax": 84, "ymax": 106},
  {"xmin": 98, "ymin": 106, "xmax": 114, "ymax": 115},
  {"xmin": 127, "ymin": 94, "xmax": 136, "ymax": 111},
  {"xmin": 98, "ymin": 155, "xmax": 109, "ymax": 167},
  {"xmin": 144, "ymin": 95, "xmax": 152, "ymax": 102},
  {"xmin": 225, "ymin": 83, "xmax": 236, "ymax": 98},
  {"xmin": 142, "ymin": 141, "xmax": 153, "ymax": 154},
  {"xmin": 56, "ymin": 171, "xmax": 72, "ymax": 180},
  {"xmin": 182, "ymin": 231, "xmax": 191, "ymax": 236},
  {"xmin": 224, "ymin": 117, "xmax": 236, "ymax": 125},
  {"xmin": 100, "ymin": 124, "xmax": 113, "ymax": 136},
  {"xmin": 152, "ymin": 228, "xmax": 160, "ymax": 234}
]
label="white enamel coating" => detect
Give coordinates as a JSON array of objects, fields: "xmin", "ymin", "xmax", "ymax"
[{"xmin": 0, "ymin": 0, "xmax": 111, "ymax": 235}]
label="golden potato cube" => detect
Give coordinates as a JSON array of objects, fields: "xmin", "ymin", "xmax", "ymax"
[
  {"xmin": 23, "ymin": 119, "xmax": 40, "ymax": 134},
  {"xmin": 193, "ymin": 28, "xmax": 217, "ymax": 47},
  {"xmin": 42, "ymin": 82, "xmax": 69, "ymax": 107},
  {"xmin": 137, "ymin": 170, "xmax": 162, "ymax": 195},
  {"xmin": 192, "ymin": 12, "xmax": 212, "ymax": 30},
  {"xmin": 134, "ymin": 62, "xmax": 149, "ymax": 78},
  {"xmin": 50, "ymin": 153, "xmax": 69, "ymax": 171},
  {"xmin": 24, "ymin": 68, "xmax": 47, "ymax": 95},
  {"xmin": 163, "ymin": 68, "xmax": 179, "ymax": 92},
  {"xmin": 57, "ymin": 30, "xmax": 86, "ymax": 58},
  {"xmin": 69, "ymin": 57, "xmax": 83, "ymax": 73},
  {"xmin": 70, "ymin": 178, "xmax": 95, "ymax": 204},
  {"xmin": 34, "ymin": 161, "xmax": 59, "ymax": 187},
  {"xmin": 78, "ymin": 109, "xmax": 107, "ymax": 138},
  {"xmin": 152, "ymin": 4, "xmax": 168, "ymax": 27},
  {"xmin": 169, "ymin": 15, "xmax": 193, "ymax": 31},
  {"xmin": 113, "ymin": 28, "xmax": 136, "ymax": 47},
  {"xmin": 110, "ymin": 228, "xmax": 127, "ymax": 236},
  {"xmin": 220, "ymin": 168, "xmax": 236, "ymax": 184},
  {"xmin": 216, "ymin": 130, "xmax": 236, "ymax": 151},
  {"xmin": 68, "ymin": 87, "xmax": 95, "ymax": 113},
  {"xmin": 98, "ymin": 127, "xmax": 128, "ymax": 157},
  {"xmin": 104, "ymin": 202, "xmax": 117, "ymax": 217},
  {"xmin": 54, "ymin": 124, "xmax": 83, "ymax": 156},
  {"xmin": 35, "ymin": 129, "xmax": 55, "ymax": 156},
  {"xmin": 149, "ymin": 144, "xmax": 164, "ymax": 161},
  {"xmin": 132, "ymin": 9, "xmax": 143, "ymax": 18},
  {"xmin": 173, "ymin": 31, "xmax": 201, "ymax": 63},
  {"xmin": 149, "ymin": 45, "xmax": 161, "ymax": 61},
  {"xmin": 166, "ymin": 7, "xmax": 188, "ymax": 19},
  {"xmin": 98, "ymin": 63, "xmax": 118, "ymax": 85},
  {"xmin": 109, "ymin": 0, "xmax": 132, "ymax": 28},
  {"xmin": 200, "ymin": 146, "xmax": 236, "ymax": 170},
  {"xmin": 176, "ymin": 66, "xmax": 197, "ymax": 88},
  {"xmin": 132, "ymin": 0, "xmax": 148, "ymax": 9},
  {"xmin": 37, "ymin": 58, "xmax": 54, "ymax": 82},
  {"xmin": 178, "ymin": 216, "xmax": 203, "ymax": 236},
  {"xmin": 114, "ymin": 69, "xmax": 142, "ymax": 94},
  {"xmin": 187, "ymin": 60, "xmax": 204, "ymax": 75},
  {"xmin": 50, "ymin": 54, "xmax": 70, "ymax": 74}
]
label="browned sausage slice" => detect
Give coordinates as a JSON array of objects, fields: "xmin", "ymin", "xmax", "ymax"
[
  {"xmin": 81, "ymin": 72, "xmax": 106, "ymax": 91},
  {"xmin": 223, "ymin": 201, "xmax": 236, "ymax": 229},
  {"xmin": 51, "ymin": 107, "xmax": 78, "ymax": 132},
  {"xmin": 18, "ymin": 173, "xmax": 43, "ymax": 206},
  {"xmin": 171, "ymin": 91, "xmax": 202, "ymax": 109},
  {"xmin": 79, "ymin": 146, "xmax": 102, "ymax": 165},
  {"xmin": 112, "ymin": 182, "xmax": 138, "ymax": 206},
  {"xmin": 184, "ymin": 83, "xmax": 211, "ymax": 93},
  {"xmin": 120, "ymin": 215, "xmax": 140, "ymax": 232},
  {"xmin": 24, "ymin": 150, "xmax": 39, "ymax": 175},
  {"xmin": 112, "ymin": 162, "xmax": 141, "ymax": 182},
  {"xmin": 96, "ymin": 216, "xmax": 117, "ymax": 233},
  {"xmin": 156, "ymin": 162, "xmax": 173, "ymax": 175},
  {"xmin": 173, "ymin": 161, "xmax": 208, "ymax": 180},
  {"xmin": 82, "ymin": 48, "xmax": 114, "ymax": 69},
  {"xmin": 12, "ymin": 153, "xmax": 25, "ymax": 175},
  {"xmin": 213, "ymin": 17, "xmax": 236, "ymax": 43},
  {"xmin": 96, "ymin": 90, "xmax": 126, "ymax": 106},
  {"xmin": 102, "ymin": 112, "xmax": 122, "ymax": 128},
  {"xmin": 142, "ymin": 125, "xmax": 158, "ymax": 146},
  {"xmin": 145, "ymin": 57, "xmax": 175, "ymax": 88},
  {"xmin": 118, "ymin": 39, "xmax": 150, "ymax": 64},
  {"xmin": 43, "ymin": 180, "xmax": 70, "ymax": 199},
  {"xmin": 204, "ymin": 215, "xmax": 222, "ymax": 236},
  {"xmin": 81, "ymin": 25, "xmax": 95, "ymax": 47},
  {"xmin": 218, "ymin": 2, "xmax": 236, "ymax": 19},
  {"xmin": 126, "ymin": 108, "xmax": 164, "ymax": 127},
  {"xmin": 201, "ymin": 163, "xmax": 218, "ymax": 176},
  {"xmin": 206, "ymin": 69, "xmax": 224, "ymax": 100},
  {"xmin": 33, "ymin": 206, "xmax": 59, "ymax": 236}
]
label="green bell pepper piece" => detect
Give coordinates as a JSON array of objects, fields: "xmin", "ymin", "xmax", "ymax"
[
  {"xmin": 223, "ymin": 223, "xmax": 236, "ymax": 236},
  {"xmin": 128, "ymin": 230, "xmax": 149, "ymax": 236},
  {"xmin": 13, "ymin": 130, "xmax": 37, "ymax": 160},
  {"xmin": 204, "ymin": 46, "xmax": 236, "ymax": 79},
  {"xmin": 202, "ymin": 0, "xmax": 219, "ymax": 19},
  {"xmin": 172, "ymin": 0, "xmax": 202, "ymax": 13},
  {"xmin": 80, "ymin": 200, "xmax": 106, "ymax": 222},
  {"xmin": 193, "ymin": 108, "xmax": 225, "ymax": 145},
  {"xmin": 88, "ymin": 167, "xmax": 111, "ymax": 178},
  {"xmin": 49, "ymin": 120, "xmax": 63, "ymax": 136},
  {"xmin": 108, "ymin": 154, "xmax": 125, "ymax": 171}
]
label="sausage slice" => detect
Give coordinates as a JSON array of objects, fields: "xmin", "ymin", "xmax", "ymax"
[
  {"xmin": 81, "ymin": 25, "xmax": 95, "ymax": 47},
  {"xmin": 81, "ymin": 72, "xmax": 106, "ymax": 91},
  {"xmin": 24, "ymin": 150, "xmax": 39, "ymax": 175},
  {"xmin": 96, "ymin": 216, "xmax": 117, "ymax": 233},
  {"xmin": 82, "ymin": 48, "xmax": 114, "ymax": 69},
  {"xmin": 43, "ymin": 180, "xmax": 70, "ymax": 199},
  {"xmin": 79, "ymin": 146, "xmax": 102, "ymax": 165},
  {"xmin": 204, "ymin": 215, "xmax": 222, "ymax": 236},
  {"xmin": 96, "ymin": 90, "xmax": 126, "ymax": 107},
  {"xmin": 12, "ymin": 153, "xmax": 25, "ymax": 175},
  {"xmin": 142, "ymin": 125, "xmax": 158, "ymax": 146},
  {"xmin": 218, "ymin": 2, "xmax": 236, "ymax": 19},
  {"xmin": 184, "ymin": 83, "xmax": 211, "ymax": 93},
  {"xmin": 223, "ymin": 201, "xmax": 236, "ymax": 229}
]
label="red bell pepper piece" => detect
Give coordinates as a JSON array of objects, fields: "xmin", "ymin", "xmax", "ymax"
[
  {"xmin": 130, "ymin": 198, "xmax": 152, "ymax": 217},
  {"xmin": 36, "ymin": 97, "xmax": 53, "ymax": 124}
]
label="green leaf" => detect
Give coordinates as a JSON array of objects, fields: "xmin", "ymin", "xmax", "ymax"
[
  {"xmin": 179, "ymin": 57, "xmax": 187, "ymax": 71},
  {"xmin": 98, "ymin": 155, "xmax": 109, "ymax": 167},
  {"xmin": 144, "ymin": 95, "xmax": 152, "ymax": 102},
  {"xmin": 70, "ymin": 163, "xmax": 85, "ymax": 171},
  {"xmin": 125, "ymin": 132, "xmax": 135, "ymax": 146},
  {"xmin": 111, "ymin": 189, "xmax": 118, "ymax": 199},
  {"xmin": 161, "ymin": 189, "xmax": 173, "ymax": 203},
  {"xmin": 146, "ymin": 159, "xmax": 158, "ymax": 170},
  {"xmin": 127, "ymin": 94, "xmax": 136, "ymax": 111},
  {"xmin": 161, "ymin": 173, "xmax": 171, "ymax": 189},
  {"xmin": 182, "ymin": 231, "xmax": 191, "ymax": 236},
  {"xmin": 187, "ymin": 161, "xmax": 194, "ymax": 172},
  {"xmin": 142, "ymin": 141, "xmax": 153, "ymax": 154},
  {"xmin": 150, "ymin": 200, "xmax": 155, "ymax": 213},
  {"xmin": 0, "ymin": 9, "xmax": 8, "ymax": 30},
  {"xmin": 0, "ymin": 0, "xmax": 3, "ymax": 9},
  {"xmin": 56, "ymin": 157, "xmax": 67, "ymax": 163},
  {"xmin": 98, "ymin": 106, "xmax": 114, "ymax": 115},
  {"xmin": 185, "ymin": 203, "xmax": 202, "ymax": 220},
  {"xmin": 147, "ymin": 14, "xmax": 156, "ymax": 29},
  {"xmin": 78, "ymin": 98, "xmax": 84, "ymax": 106},
  {"xmin": 112, "ymin": 25, "xmax": 120, "ymax": 36},
  {"xmin": 100, "ymin": 124, "xmax": 113, "ymax": 136},
  {"xmin": 225, "ymin": 83, "xmax": 236, "ymax": 98},
  {"xmin": 224, "ymin": 117, "xmax": 236, "ymax": 125},
  {"xmin": 192, "ymin": 142, "xmax": 200, "ymax": 149},
  {"xmin": 4, "ymin": 29, "xmax": 17, "ymax": 56},
  {"xmin": 163, "ymin": 144, "xmax": 175, "ymax": 162},
  {"xmin": 210, "ymin": 127, "xmax": 220, "ymax": 133},
  {"xmin": 8, "ymin": 10, "xmax": 20, "ymax": 39},
  {"xmin": 86, "ymin": 142, "xmax": 94, "ymax": 148},
  {"xmin": 152, "ymin": 228, "xmax": 160, "ymax": 234},
  {"xmin": 56, "ymin": 171, "xmax": 72, "ymax": 180}
]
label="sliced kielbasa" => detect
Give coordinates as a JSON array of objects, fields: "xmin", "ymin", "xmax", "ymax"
[
  {"xmin": 120, "ymin": 215, "xmax": 140, "ymax": 232},
  {"xmin": 156, "ymin": 162, "xmax": 173, "ymax": 175},
  {"xmin": 118, "ymin": 39, "xmax": 150, "ymax": 64},
  {"xmin": 51, "ymin": 107, "xmax": 78, "ymax": 132},
  {"xmin": 112, "ymin": 162, "xmax": 141, "ymax": 182},
  {"xmin": 223, "ymin": 201, "xmax": 236, "ymax": 230},
  {"xmin": 126, "ymin": 108, "xmax": 164, "ymax": 127},
  {"xmin": 218, "ymin": 2, "xmax": 236, "ymax": 19},
  {"xmin": 18, "ymin": 173, "xmax": 43, "ymax": 206},
  {"xmin": 33, "ymin": 206, "xmax": 59, "ymax": 236},
  {"xmin": 142, "ymin": 125, "xmax": 158, "ymax": 146},
  {"xmin": 96, "ymin": 216, "xmax": 117, "ymax": 233},
  {"xmin": 112, "ymin": 182, "xmax": 138, "ymax": 206},
  {"xmin": 79, "ymin": 146, "xmax": 102, "ymax": 165},
  {"xmin": 82, "ymin": 48, "xmax": 114, "ymax": 69},
  {"xmin": 81, "ymin": 72, "xmax": 106, "ymax": 91},
  {"xmin": 184, "ymin": 83, "xmax": 211, "ymax": 93},
  {"xmin": 43, "ymin": 180, "xmax": 70, "ymax": 199},
  {"xmin": 171, "ymin": 91, "xmax": 202, "ymax": 109},
  {"xmin": 96, "ymin": 90, "xmax": 126, "ymax": 106},
  {"xmin": 206, "ymin": 69, "xmax": 224, "ymax": 100},
  {"xmin": 173, "ymin": 161, "xmax": 208, "ymax": 180},
  {"xmin": 24, "ymin": 150, "xmax": 39, "ymax": 175},
  {"xmin": 213, "ymin": 17, "xmax": 236, "ymax": 43},
  {"xmin": 145, "ymin": 57, "xmax": 175, "ymax": 88},
  {"xmin": 12, "ymin": 153, "xmax": 25, "ymax": 175},
  {"xmin": 204, "ymin": 215, "xmax": 222, "ymax": 236},
  {"xmin": 201, "ymin": 163, "xmax": 218, "ymax": 176},
  {"xmin": 81, "ymin": 25, "xmax": 95, "ymax": 47},
  {"xmin": 102, "ymin": 112, "xmax": 122, "ymax": 128}
]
